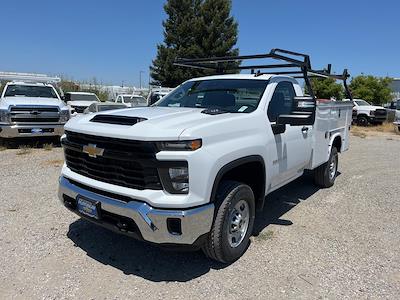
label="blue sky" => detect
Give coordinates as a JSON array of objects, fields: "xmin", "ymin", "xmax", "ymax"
[{"xmin": 1, "ymin": 0, "xmax": 398, "ymax": 86}]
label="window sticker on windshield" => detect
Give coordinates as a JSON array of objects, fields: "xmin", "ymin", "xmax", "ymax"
[{"xmin": 238, "ymin": 106, "xmax": 248, "ymax": 112}]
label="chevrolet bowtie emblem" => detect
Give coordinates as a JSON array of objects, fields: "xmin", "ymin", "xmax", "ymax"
[{"xmin": 83, "ymin": 144, "xmax": 104, "ymax": 158}]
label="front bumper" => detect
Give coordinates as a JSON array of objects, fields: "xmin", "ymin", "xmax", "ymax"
[
  {"xmin": 369, "ymin": 115, "xmax": 387, "ymax": 122},
  {"xmin": 0, "ymin": 124, "xmax": 65, "ymax": 138},
  {"xmin": 58, "ymin": 176, "xmax": 214, "ymax": 245}
]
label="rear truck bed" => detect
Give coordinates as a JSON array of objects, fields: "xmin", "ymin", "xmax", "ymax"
[{"xmin": 309, "ymin": 100, "xmax": 353, "ymax": 170}]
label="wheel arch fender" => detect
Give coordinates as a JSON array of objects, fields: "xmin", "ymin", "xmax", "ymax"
[
  {"xmin": 210, "ymin": 155, "xmax": 266, "ymax": 211},
  {"xmin": 329, "ymin": 133, "xmax": 343, "ymax": 154},
  {"xmin": 357, "ymin": 113, "xmax": 369, "ymax": 119}
]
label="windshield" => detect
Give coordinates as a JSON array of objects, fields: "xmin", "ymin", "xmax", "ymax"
[
  {"xmin": 155, "ymin": 79, "xmax": 269, "ymax": 113},
  {"xmin": 123, "ymin": 96, "xmax": 146, "ymax": 104},
  {"xmin": 66, "ymin": 93, "xmax": 99, "ymax": 102},
  {"xmin": 4, "ymin": 84, "xmax": 58, "ymax": 98},
  {"xmin": 355, "ymin": 100, "xmax": 371, "ymax": 106}
]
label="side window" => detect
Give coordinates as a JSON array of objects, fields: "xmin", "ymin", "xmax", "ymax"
[
  {"xmin": 267, "ymin": 81, "xmax": 296, "ymax": 122},
  {"xmin": 116, "ymin": 96, "xmax": 121, "ymax": 103}
]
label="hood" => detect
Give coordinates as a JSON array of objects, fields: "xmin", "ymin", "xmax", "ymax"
[
  {"xmin": 357, "ymin": 105, "xmax": 385, "ymax": 111},
  {"xmin": 370, "ymin": 105, "xmax": 385, "ymax": 110},
  {"xmin": 67, "ymin": 100, "xmax": 98, "ymax": 107},
  {"xmin": 65, "ymin": 106, "xmax": 246, "ymax": 140},
  {"xmin": 1, "ymin": 96, "xmax": 64, "ymax": 108},
  {"xmin": 126, "ymin": 102, "xmax": 146, "ymax": 108}
]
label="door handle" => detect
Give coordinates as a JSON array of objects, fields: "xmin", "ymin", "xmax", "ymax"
[{"xmin": 301, "ymin": 126, "xmax": 309, "ymax": 132}]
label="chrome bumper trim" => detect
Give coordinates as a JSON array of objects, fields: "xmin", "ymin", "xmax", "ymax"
[
  {"xmin": 0, "ymin": 124, "xmax": 65, "ymax": 138},
  {"xmin": 58, "ymin": 176, "xmax": 214, "ymax": 245}
]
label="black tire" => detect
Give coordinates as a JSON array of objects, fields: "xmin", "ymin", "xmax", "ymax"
[
  {"xmin": 202, "ymin": 180, "xmax": 255, "ymax": 263},
  {"xmin": 357, "ymin": 115, "xmax": 369, "ymax": 126},
  {"xmin": 314, "ymin": 147, "xmax": 338, "ymax": 188}
]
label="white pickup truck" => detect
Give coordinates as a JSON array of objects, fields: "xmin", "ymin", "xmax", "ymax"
[
  {"xmin": 114, "ymin": 94, "xmax": 147, "ymax": 107},
  {"xmin": 64, "ymin": 92, "xmax": 101, "ymax": 115},
  {"xmin": 58, "ymin": 49, "xmax": 353, "ymax": 263},
  {"xmin": 349, "ymin": 99, "xmax": 387, "ymax": 126},
  {"xmin": 0, "ymin": 74, "xmax": 70, "ymax": 139}
]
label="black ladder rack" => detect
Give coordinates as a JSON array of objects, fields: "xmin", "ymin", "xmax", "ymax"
[{"xmin": 174, "ymin": 48, "xmax": 352, "ymax": 100}]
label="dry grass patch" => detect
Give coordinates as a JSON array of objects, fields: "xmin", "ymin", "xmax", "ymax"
[
  {"xmin": 43, "ymin": 143, "xmax": 53, "ymax": 151},
  {"xmin": 257, "ymin": 230, "xmax": 274, "ymax": 241},
  {"xmin": 351, "ymin": 123, "xmax": 399, "ymax": 138},
  {"xmin": 352, "ymin": 130, "xmax": 367, "ymax": 138},
  {"xmin": 44, "ymin": 159, "xmax": 64, "ymax": 167},
  {"xmin": 16, "ymin": 145, "xmax": 33, "ymax": 155}
]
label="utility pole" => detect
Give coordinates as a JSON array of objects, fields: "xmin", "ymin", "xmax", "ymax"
[{"xmin": 139, "ymin": 71, "xmax": 144, "ymax": 89}]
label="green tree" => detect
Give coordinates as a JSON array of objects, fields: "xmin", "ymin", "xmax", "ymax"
[
  {"xmin": 308, "ymin": 77, "xmax": 344, "ymax": 100},
  {"xmin": 59, "ymin": 80, "xmax": 80, "ymax": 93},
  {"xmin": 150, "ymin": 0, "xmax": 238, "ymax": 87},
  {"xmin": 349, "ymin": 75, "xmax": 393, "ymax": 105},
  {"xmin": 59, "ymin": 79, "xmax": 109, "ymax": 102}
]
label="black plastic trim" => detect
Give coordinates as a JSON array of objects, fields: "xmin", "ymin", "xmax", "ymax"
[
  {"xmin": 210, "ymin": 155, "xmax": 266, "ymax": 209},
  {"xmin": 158, "ymin": 161, "xmax": 189, "ymax": 194}
]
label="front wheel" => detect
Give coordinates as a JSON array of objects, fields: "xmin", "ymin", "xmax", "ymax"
[
  {"xmin": 357, "ymin": 115, "xmax": 369, "ymax": 126},
  {"xmin": 202, "ymin": 181, "xmax": 255, "ymax": 263},
  {"xmin": 314, "ymin": 147, "xmax": 338, "ymax": 188}
]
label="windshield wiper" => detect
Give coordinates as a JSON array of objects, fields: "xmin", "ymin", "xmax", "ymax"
[{"xmin": 201, "ymin": 107, "xmax": 230, "ymax": 115}]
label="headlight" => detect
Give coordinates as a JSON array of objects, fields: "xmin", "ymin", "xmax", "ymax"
[
  {"xmin": 369, "ymin": 110, "xmax": 375, "ymax": 116},
  {"xmin": 157, "ymin": 139, "xmax": 202, "ymax": 151},
  {"xmin": 159, "ymin": 163, "xmax": 189, "ymax": 194},
  {"xmin": 0, "ymin": 109, "xmax": 10, "ymax": 124},
  {"xmin": 60, "ymin": 109, "xmax": 70, "ymax": 123},
  {"xmin": 168, "ymin": 167, "xmax": 189, "ymax": 193}
]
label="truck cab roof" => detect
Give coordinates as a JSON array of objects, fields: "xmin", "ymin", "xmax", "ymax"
[{"xmin": 5, "ymin": 81, "xmax": 54, "ymax": 87}]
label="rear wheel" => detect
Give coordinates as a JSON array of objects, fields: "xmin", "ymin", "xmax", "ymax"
[
  {"xmin": 202, "ymin": 181, "xmax": 255, "ymax": 263},
  {"xmin": 314, "ymin": 147, "xmax": 338, "ymax": 188}
]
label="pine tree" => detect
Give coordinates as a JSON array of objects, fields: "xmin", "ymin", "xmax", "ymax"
[
  {"xmin": 150, "ymin": 0, "xmax": 238, "ymax": 87},
  {"xmin": 197, "ymin": 0, "xmax": 238, "ymax": 58}
]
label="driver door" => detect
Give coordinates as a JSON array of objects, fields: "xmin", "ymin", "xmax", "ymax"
[{"xmin": 267, "ymin": 81, "xmax": 312, "ymax": 188}]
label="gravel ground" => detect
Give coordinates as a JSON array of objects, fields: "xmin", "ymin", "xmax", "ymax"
[{"xmin": 0, "ymin": 134, "xmax": 399, "ymax": 299}]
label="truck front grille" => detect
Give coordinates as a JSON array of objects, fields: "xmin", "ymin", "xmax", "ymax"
[
  {"xmin": 71, "ymin": 106, "xmax": 87, "ymax": 113},
  {"xmin": 62, "ymin": 131, "xmax": 162, "ymax": 190},
  {"xmin": 374, "ymin": 109, "xmax": 387, "ymax": 116},
  {"xmin": 9, "ymin": 106, "xmax": 60, "ymax": 124}
]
